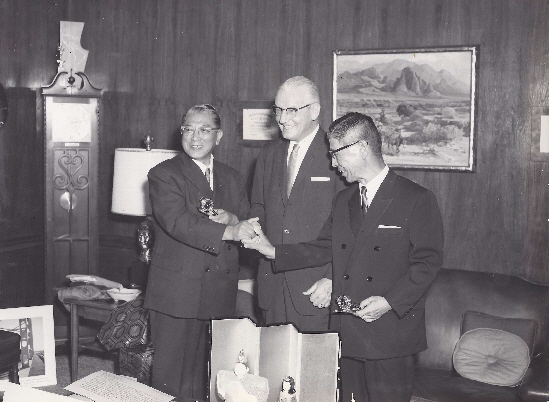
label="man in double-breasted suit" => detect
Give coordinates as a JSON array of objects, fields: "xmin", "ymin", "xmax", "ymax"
[
  {"xmin": 244, "ymin": 112, "xmax": 444, "ymax": 402},
  {"xmin": 145, "ymin": 104, "xmax": 256, "ymax": 402},
  {"xmin": 250, "ymin": 76, "xmax": 345, "ymax": 332}
]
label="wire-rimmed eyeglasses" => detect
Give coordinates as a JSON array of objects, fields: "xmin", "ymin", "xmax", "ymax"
[
  {"xmin": 271, "ymin": 103, "xmax": 314, "ymax": 118},
  {"xmin": 180, "ymin": 126, "xmax": 218, "ymax": 137},
  {"xmin": 328, "ymin": 140, "xmax": 361, "ymax": 159}
]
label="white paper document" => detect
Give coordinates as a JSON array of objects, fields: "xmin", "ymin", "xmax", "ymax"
[
  {"xmin": 65, "ymin": 371, "xmax": 174, "ymax": 402},
  {"xmin": 2, "ymin": 382, "xmax": 83, "ymax": 402}
]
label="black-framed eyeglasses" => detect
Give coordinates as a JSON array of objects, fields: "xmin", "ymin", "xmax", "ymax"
[
  {"xmin": 328, "ymin": 140, "xmax": 361, "ymax": 158},
  {"xmin": 271, "ymin": 103, "xmax": 314, "ymax": 118},
  {"xmin": 180, "ymin": 126, "xmax": 218, "ymax": 137}
]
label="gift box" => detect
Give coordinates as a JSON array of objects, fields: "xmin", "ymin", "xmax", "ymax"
[{"xmin": 118, "ymin": 343, "xmax": 154, "ymax": 384}]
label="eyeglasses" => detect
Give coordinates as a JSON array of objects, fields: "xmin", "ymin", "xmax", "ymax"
[
  {"xmin": 271, "ymin": 103, "xmax": 314, "ymax": 118},
  {"xmin": 328, "ymin": 140, "xmax": 361, "ymax": 159},
  {"xmin": 180, "ymin": 126, "xmax": 218, "ymax": 137}
]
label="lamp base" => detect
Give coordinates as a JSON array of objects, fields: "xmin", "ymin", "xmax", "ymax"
[{"xmin": 137, "ymin": 217, "xmax": 154, "ymax": 264}]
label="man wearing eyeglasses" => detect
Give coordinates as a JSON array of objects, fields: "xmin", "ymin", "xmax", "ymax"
[
  {"xmin": 145, "ymin": 104, "xmax": 257, "ymax": 401},
  {"xmin": 250, "ymin": 76, "xmax": 345, "ymax": 332},
  {"xmin": 244, "ymin": 112, "xmax": 444, "ymax": 402}
]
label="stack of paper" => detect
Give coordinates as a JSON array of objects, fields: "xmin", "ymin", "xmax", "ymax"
[{"xmin": 65, "ymin": 371, "xmax": 174, "ymax": 402}]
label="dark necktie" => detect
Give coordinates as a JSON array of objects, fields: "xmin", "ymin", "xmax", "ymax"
[
  {"xmin": 287, "ymin": 143, "xmax": 300, "ymax": 198},
  {"xmin": 360, "ymin": 186, "xmax": 368, "ymax": 216},
  {"xmin": 205, "ymin": 167, "xmax": 212, "ymax": 189}
]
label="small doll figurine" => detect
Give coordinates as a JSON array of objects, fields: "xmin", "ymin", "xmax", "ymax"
[{"xmin": 278, "ymin": 376, "xmax": 297, "ymax": 402}]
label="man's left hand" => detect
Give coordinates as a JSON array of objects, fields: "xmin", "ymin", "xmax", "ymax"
[
  {"xmin": 355, "ymin": 296, "xmax": 391, "ymax": 322},
  {"xmin": 303, "ymin": 278, "xmax": 332, "ymax": 309}
]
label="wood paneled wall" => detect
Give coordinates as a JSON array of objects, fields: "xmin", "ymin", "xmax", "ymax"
[{"xmin": 1, "ymin": 0, "xmax": 549, "ymax": 305}]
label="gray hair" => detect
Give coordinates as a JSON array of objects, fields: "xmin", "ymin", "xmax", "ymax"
[
  {"xmin": 182, "ymin": 104, "xmax": 221, "ymax": 129},
  {"xmin": 278, "ymin": 76, "xmax": 320, "ymax": 103}
]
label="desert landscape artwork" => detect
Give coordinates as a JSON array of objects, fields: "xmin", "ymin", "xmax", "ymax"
[{"xmin": 334, "ymin": 46, "xmax": 478, "ymax": 171}]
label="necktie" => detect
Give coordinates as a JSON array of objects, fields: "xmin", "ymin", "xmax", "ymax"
[
  {"xmin": 205, "ymin": 167, "xmax": 212, "ymax": 190},
  {"xmin": 360, "ymin": 186, "xmax": 368, "ymax": 216},
  {"xmin": 287, "ymin": 143, "xmax": 300, "ymax": 197}
]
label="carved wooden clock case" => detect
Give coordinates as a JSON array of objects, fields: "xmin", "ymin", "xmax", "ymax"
[{"xmin": 42, "ymin": 72, "xmax": 102, "ymax": 305}]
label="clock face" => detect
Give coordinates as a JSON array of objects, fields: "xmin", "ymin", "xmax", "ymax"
[{"xmin": 50, "ymin": 101, "xmax": 93, "ymax": 142}]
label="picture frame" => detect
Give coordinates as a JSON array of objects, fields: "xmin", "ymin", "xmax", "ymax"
[
  {"xmin": 237, "ymin": 101, "xmax": 280, "ymax": 147},
  {"xmin": 530, "ymin": 106, "xmax": 549, "ymax": 161},
  {"xmin": 333, "ymin": 46, "xmax": 479, "ymax": 171},
  {"xmin": 0, "ymin": 305, "xmax": 56, "ymax": 390}
]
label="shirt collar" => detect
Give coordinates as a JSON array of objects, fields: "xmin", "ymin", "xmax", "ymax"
[
  {"xmin": 360, "ymin": 165, "xmax": 389, "ymax": 205},
  {"xmin": 288, "ymin": 125, "xmax": 319, "ymax": 153},
  {"xmin": 192, "ymin": 154, "xmax": 213, "ymax": 174}
]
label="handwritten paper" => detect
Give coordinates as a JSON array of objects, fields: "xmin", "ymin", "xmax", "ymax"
[{"xmin": 65, "ymin": 371, "xmax": 174, "ymax": 402}]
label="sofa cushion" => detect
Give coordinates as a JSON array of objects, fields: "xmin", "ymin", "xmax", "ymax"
[
  {"xmin": 461, "ymin": 310, "xmax": 537, "ymax": 357},
  {"xmin": 453, "ymin": 328, "xmax": 530, "ymax": 387}
]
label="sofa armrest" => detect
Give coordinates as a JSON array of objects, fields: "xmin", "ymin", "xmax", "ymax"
[{"xmin": 519, "ymin": 353, "xmax": 549, "ymax": 401}]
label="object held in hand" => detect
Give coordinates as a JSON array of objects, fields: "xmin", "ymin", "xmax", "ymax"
[
  {"xmin": 333, "ymin": 295, "xmax": 362, "ymax": 313},
  {"xmin": 198, "ymin": 197, "xmax": 218, "ymax": 216}
]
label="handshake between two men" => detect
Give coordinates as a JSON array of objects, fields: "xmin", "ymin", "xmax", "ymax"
[{"xmin": 229, "ymin": 217, "xmax": 392, "ymax": 323}]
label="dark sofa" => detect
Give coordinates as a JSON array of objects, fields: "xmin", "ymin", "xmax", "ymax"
[{"xmin": 413, "ymin": 268, "xmax": 549, "ymax": 402}]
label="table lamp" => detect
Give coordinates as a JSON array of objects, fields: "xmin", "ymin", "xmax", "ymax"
[{"xmin": 111, "ymin": 137, "xmax": 180, "ymax": 263}]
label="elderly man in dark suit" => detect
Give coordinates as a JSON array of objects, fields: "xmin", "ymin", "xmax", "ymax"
[
  {"xmin": 145, "ymin": 104, "xmax": 257, "ymax": 402},
  {"xmin": 244, "ymin": 112, "xmax": 444, "ymax": 402}
]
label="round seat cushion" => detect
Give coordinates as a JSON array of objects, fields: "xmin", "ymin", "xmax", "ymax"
[{"xmin": 453, "ymin": 328, "xmax": 530, "ymax": 387}]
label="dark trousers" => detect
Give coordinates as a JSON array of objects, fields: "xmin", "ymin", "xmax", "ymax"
[
  {"xmin": 341, "ymin": 355, "xmax": 415, "ymax": 402},
  {"xmin": 149, "ymin": 310, "xmax": 209, "ymax": 402},
  {"xmin": 264, "ymin": 277, "xmax": 329, "ymax": 332}
]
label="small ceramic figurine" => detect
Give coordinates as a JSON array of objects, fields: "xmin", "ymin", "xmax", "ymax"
[
  {"xmin": 278, "ymin": 376, "xmax": 297, "ymax": 402},
  {"xmin": 217, "ymin": 349, "xmax": 269, "ymax": 402}
]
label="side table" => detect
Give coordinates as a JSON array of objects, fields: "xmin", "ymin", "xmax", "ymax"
[{"xmin": 63, "ymin": 298, "xmax": 119, "ymax": 382}]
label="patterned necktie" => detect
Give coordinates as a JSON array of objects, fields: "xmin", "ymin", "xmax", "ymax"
[
  {"xmin": 287, "ymin": 143, "xmax": 300, "ymax": 198},
  {"xmin": 205, "ymin": 167, "xmax": 212, "ymax": 190},
  {"xmin": 360, "ymin": 186, "xmax": 368, "ymax": 216}
]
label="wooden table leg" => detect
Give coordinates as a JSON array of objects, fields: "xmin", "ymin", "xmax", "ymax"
[{"xmin": 70, "ymin": 303, "xmax": 79, "ymax": 382}]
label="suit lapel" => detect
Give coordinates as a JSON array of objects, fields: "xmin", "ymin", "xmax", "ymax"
[
  {"xmin": 346, "ymin": 171, "xmax": 397, "ymax": 272},
  {"xmin": 289, "ymin": 129, "xmax": 326, "ymax": 198},
  {"xmin": 176, "ymin": 153, "xmax": 213, "ymax": 198},
  {"xmin": 276, "ymin": 140, "xmax": 290, "ymax": 207},
  {"xmin": 212, "ymin": 160, "xmax": 225, "ymax": 208},
  {"xmin": 348, "ymin": 186, "xmax": 362, "ymax": 237}
]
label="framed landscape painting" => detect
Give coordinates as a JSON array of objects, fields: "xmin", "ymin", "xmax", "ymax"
[{"xmin": 333, "ymin": 46, "xmax": 478, "ymax": 171}]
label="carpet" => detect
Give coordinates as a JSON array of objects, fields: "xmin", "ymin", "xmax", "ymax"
[{"xmin": 32, "ymin": 351, "xmax": 116, "ymax": 396}]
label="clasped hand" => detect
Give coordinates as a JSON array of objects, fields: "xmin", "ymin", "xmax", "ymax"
[
  {"xmin": 240, "ymin": 221, "xmax": 275, "ymax": 259},
  {"xmin": 217, "ymin": 212, "xmax": 260, "ymax": 242}
]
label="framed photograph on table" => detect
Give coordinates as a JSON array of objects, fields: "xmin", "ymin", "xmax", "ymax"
[
  {"xmin": 0, "ymin": 305, "xmax": 56, "ymax": 389},
  {"xmin": 334, "ymin": 46, "xmax": 478, "ymax": 171},
  {"xmin": 238, "ymin": 101, "xmax": 280, "ymax": 146}
]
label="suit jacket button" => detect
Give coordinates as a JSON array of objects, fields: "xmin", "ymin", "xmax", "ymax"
[
  {"xmin": 283, "ymin": 229, "xmax": 290, "ymax": 234},
  {"xmin": 374, "ymin": 246, "xmax": 381, "ymax": 251},
  {"xmin": 205, "ymin": 267, "xmax": 210, "ymax": 272},
  {"xmin": 226, "ymin": 270, "xmax": 231, "ymax": 274},
  {"xmin": 366, "ymin": 276, "xmax": 373, "ymax": 282},
  {"xmin": 228, "ymin": 245, "xmax": 232, "ymax": 250},
  {"xmin": 342, "ymin": 244, "xmax": 347, "ymax": 249},
  {"xmin": 343, "ymin": 274, "xmax": 350, "ymax": 280}
]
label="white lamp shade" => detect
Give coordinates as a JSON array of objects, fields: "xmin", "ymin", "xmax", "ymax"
[{"xmin": 111, "ymin": 148, "xmax": 180, "ymax": 216}]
